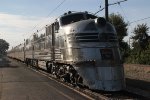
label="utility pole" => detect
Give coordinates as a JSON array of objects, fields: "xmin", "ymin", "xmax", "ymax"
[
  {"xmin": 105, "ymin": 0, "xmax": 109, "ymax": 21},
  {"xmin": 104, "ymin": 0, "xmax": 127, "ymax": 21},
  {"xmin": 24, "ymin": 39, "xmax": 26, "ymax": 61}
]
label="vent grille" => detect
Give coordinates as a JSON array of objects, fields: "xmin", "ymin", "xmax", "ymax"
[
  {"xmin": 75, "ymin": 33, "xmax": 99, "ymax": 42},
  {"xmin": 68, "ymin": 33, "xmax": 99, "ymax": 42},
  {"xmin": 99, "ymin": 33, "xmax": 118, "ymax": 42},
  {"xmin": 68, "ymin": 33, "xmax": 118, "ymax": 43}
]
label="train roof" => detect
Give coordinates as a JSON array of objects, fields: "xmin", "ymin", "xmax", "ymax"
[{"xmin": 59, "ymin": 11, "xmax": 98, "ymax": 26}]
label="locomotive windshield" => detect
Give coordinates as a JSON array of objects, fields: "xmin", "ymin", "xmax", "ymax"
[
  {"xmin": 60, "ymin": 12, "xmax": 97, "ymax": 26},
  {"xmin": 61, "ymin": 14, "xmax": 85, "ymax": 26}
]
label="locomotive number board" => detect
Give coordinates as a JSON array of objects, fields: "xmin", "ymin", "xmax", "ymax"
[{"xmin": 100, "ymin": 49, "xmax": 114, "ymax": 60}]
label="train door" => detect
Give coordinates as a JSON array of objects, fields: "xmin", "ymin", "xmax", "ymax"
[
  {"xmin": 51, "ymin": 23, "xmax": 55, "ymax": 61},
  {"xmin": 51, "ymin": 21, "xmax": 60, "ymax": 61}
]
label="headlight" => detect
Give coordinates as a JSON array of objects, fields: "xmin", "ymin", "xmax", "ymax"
[{"xmin": 95, "ymin": 17, "xmax": 106, "ymax": 27}]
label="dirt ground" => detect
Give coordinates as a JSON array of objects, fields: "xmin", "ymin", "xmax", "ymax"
[{"xmin": 124, "ymin": 64, "xmax": 150, "ymax": 82}]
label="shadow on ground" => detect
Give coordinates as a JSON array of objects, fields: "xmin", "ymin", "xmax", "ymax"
[
  {"xmin": 126, "ymin": 78, "xmax": 150, "ymax": 92},
  {"xmin": 0, "ymin": 56, "xmax": 18, "ymax": 68}
]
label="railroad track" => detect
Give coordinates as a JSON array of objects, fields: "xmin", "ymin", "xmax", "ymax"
[
  {"xmin": 11, "ymin": 58, "xmax": 149, "ymax": 100},
  {"xmin": 25, "ymin": 65, "xmax": 148, "ymax": 100}
]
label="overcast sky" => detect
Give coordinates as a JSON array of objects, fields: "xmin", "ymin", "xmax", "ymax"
[{"xmin": 0, "ymin": 0, "xmax": 150, "ymax": 49}]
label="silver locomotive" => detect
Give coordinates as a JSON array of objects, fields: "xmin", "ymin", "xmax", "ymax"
[{"xmin": 8, "ymin": 11, "xmax": 125, "ymax": 91}]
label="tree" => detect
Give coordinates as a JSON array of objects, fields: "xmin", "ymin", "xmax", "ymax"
[
  {"xmin": 132, "ymin": 23, "xmax": 149, "ymax": 49},
  {"xmin": 109, "ymin": 13, "xmax": 129, "ymax": 61},
  {"xmin": 0, "ymin": 39, "xmax": 9, "ymax": 55},
  {"xmin": 127, "ymin": 23, "xmax": 150, "ymax": 65},
  {"xmin": 109, "ymin": 13, "xmax": 128, "ymax": 42}
]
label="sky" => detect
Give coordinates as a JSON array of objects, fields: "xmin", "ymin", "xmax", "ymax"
[{"xmin": 0, "ymin": 0, "xmax": 150, "ymax": 49}]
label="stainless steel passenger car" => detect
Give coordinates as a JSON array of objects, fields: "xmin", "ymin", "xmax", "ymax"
[{"xmin": 8, "ymin": 11, "xmax": 125, "ymax": 91}]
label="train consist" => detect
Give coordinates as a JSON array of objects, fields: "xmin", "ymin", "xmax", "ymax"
[{"xmin": 8, "ymin": 11, "xmax": 125, "ymax": 91}]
